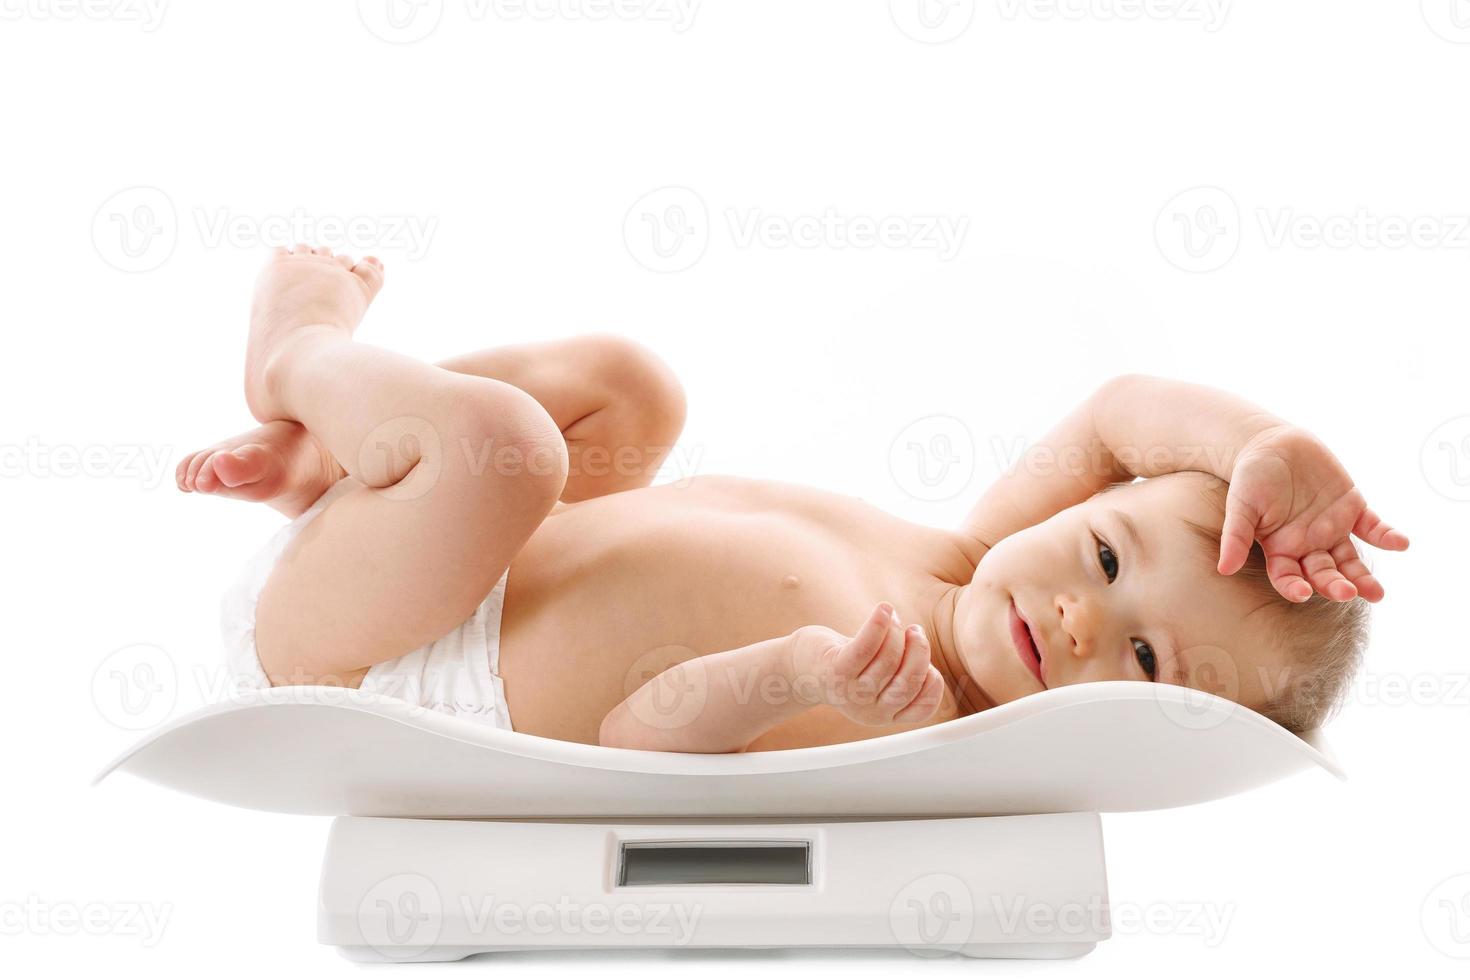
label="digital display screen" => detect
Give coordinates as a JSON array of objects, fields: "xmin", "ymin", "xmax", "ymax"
[{"xmin": 617, "ymin": 840, "xmax": 812, "ymax": 886}]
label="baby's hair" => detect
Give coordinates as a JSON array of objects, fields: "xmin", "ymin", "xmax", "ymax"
[{"xmin": 1098, "ymin": 475, "xmax": 1370, "ymax": 734}]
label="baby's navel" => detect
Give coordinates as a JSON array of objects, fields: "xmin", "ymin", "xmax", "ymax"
[{"xmin": 781, "ymin": 574, "xmax": 801, "ymax": 590}]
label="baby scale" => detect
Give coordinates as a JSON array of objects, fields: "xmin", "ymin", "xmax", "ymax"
[{"xmin": 95, "ymin": 681, "xmax": 1343, "ymax": 960}]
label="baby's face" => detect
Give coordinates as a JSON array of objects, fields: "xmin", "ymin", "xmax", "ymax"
[{"xmin": 952, "ymin": 471, "xmax": 1286, "ymax": 712}]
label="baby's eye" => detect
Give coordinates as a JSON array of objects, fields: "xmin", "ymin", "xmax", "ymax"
[
  {"xmin": 1094, "ymin": 535, "xmax": 1118, "ymax": 583},
  {"xmin": 1133, "ymin": 640, "xmax": 1158, "ymax": 680}
]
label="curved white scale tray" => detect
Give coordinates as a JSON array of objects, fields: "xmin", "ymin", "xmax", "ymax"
[{"xmin": 94, "ymin": 681, "xmax": 1343, "ymax": 818}]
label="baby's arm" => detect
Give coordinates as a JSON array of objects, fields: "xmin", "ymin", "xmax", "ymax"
[
  {"xmin": 598, "ymin": 603, "xmax": 942, "ymax": 753},
  {"xmin": 962, "ymin": 373, "xmax": 1288, "ymax": 547}
]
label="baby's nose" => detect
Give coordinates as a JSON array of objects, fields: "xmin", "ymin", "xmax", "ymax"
[{"xmin": 1056, "ymin": 593, "xmax": 1103, "ymax": 659}]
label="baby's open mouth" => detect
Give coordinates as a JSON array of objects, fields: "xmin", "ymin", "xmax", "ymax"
[{"xmin": 1008, "ymin": 598, "xmax": 1046, "ymax": 687}]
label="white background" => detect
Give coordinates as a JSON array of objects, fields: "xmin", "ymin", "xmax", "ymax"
[{"xmin": 3, "ymin": 1, "xmax": 1468, "ymax": 976}]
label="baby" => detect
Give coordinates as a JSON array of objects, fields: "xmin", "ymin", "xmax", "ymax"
[{"xmin": 180, "ymin": 247, "xmax": 1409, "ymax": 752}]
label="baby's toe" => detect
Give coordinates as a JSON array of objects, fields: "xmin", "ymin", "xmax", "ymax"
[
  {"xmin": 176, "ymin": 451, "xmax": 195, "ymax": 491},
  {"xmin": 182, "ymin": 447, "xmax": 216, "ymax": 491},
  {"xmin": 193, "ymin": 453, "xmax": 223, "ymax": 493},
  {"xmin": 211, "ymin": 444, "xmax": 274, "ymax": 489},
  {"xmin": 349, "ymin": 257, "xmax": 385, "ymax": 299}
]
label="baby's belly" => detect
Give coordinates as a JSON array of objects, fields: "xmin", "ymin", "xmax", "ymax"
[{"xmin": 496, "ymin": 485, "xmax": 896, "ymax": 745}]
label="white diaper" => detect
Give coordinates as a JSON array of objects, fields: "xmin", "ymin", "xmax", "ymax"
[{"xmin": 219, "ymin": 477, "xmax": 515, "ymax": 731}]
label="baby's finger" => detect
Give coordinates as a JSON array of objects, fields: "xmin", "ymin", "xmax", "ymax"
[
  {"xmin": 892, "ymin": 666, "xmax": 945, "ymax": 724},
  {"xmin": 878, "ymin": 625, "xmax": 930, "ymax": 709},
  {"xmin": 1264, "ymin": 552, "xmax": 1312, "ymax": 603},
  {"xmin": 1331, "ymin": 539, "xmax": 1384, "ymax": 603},
  {"xmin": 1353, "ymin": 506, "xmax": 1409, "ymax": 551},
  {"xmin": 175, "ymin": 452, "xmax": 194, "ymax": 491},
  {"xmin": 855, "ymin": 611, "xmax": 906, "ymax": 693},
  {"xmin": 1301, "ymin": 549, "xmax": 1357, "ymax": 601},
  {"xmin": 830, "ymin": 603, "xmax": 894, "ymax": 678},
  {"xmin": 1217, "ymin": 492, "xmax": 1261, "ymax": 576}
]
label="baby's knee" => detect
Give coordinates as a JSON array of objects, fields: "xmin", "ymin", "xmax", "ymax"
[
  {"xmin": 446, "ymin": 380, "xmax": 568, "ymax": 502},
  {"xmin": 581, "ymin": 333, "xmax": 688, "ymax": 437}
]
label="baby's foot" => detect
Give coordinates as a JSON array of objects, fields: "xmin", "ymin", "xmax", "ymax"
[
  {"xmin": 245, "ymin": 244, "xmax": 384, "ymax": 423},
  {"xmin": 177, "ymin": 420, "xmax": 345, "ymax": 519}
]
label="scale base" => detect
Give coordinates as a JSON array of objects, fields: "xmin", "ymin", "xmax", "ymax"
[
  {"xmin": 334, "ymin": 941, "xmax": 1096, "ymax": 962},
  {"xmin": 319, "ymin": 813, "xmax": 1110, "ymax": 961}
]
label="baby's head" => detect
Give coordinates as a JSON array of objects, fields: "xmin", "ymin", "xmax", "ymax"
[{"xmin": 952, "ymin": 470, "xmax": 1369, "ymax": 733}]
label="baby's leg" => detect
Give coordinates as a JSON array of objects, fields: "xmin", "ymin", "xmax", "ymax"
[
  {"xmin": 437, "ymin": 334, "xmax": 686, "ymax": 501},
  {"xmin": 181, "ymin": 333, "xmax": 685, "ymax": 514},
  {"xmin": 248, "ymin": 247, "xmax": 567, "ymax": 686}
]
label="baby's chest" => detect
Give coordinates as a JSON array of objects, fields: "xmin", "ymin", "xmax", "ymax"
[{"xmin": 606, "ymin": 508, "xmax": 898, "ymax": 638}]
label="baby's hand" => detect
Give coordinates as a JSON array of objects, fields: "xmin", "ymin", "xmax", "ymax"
[
  {"xmin": 800, "ymin": 603, "xmax": 945, "ymax": 726},
  {"xmin": 1221, "ymin": 424, "xmax": 1409, "ymax": 603}
]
